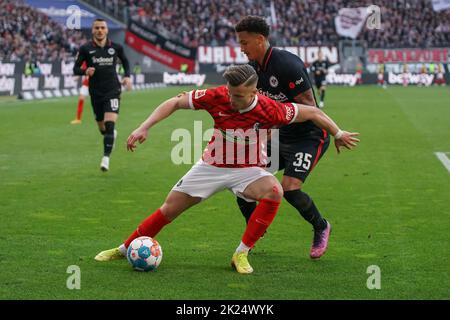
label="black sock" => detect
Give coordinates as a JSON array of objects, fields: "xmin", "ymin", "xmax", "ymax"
[
  {"xmin": 320, "ymin": 90, "xmax": 325, "ymax": 102},
  {"xmin": 236, "ymin": 197, "xmax": 257, "ymax": 224},
  {"xmin": 284, "ymin": 190, "xmax": 327, "ymax": 230},
  {"xmin": 103, "ymin": 121, "xmax": 115, "ymax": 156}
]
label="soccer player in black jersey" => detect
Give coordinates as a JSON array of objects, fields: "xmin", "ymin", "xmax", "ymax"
[
  {"xmin": 73, "ymin": 19, "xmax": 131, "ymax": 171},
  {"xmin": 310, "ymin": 51, "xmax": 331, "ymax": 108},
  {"xmin": 235, "ymin": 16, "xmax": 355, "ymax": 259}
]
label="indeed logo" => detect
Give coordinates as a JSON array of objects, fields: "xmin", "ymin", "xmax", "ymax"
[{"xmin": 92, "ymin": 57, "xmax": 114, "ymax": 65}]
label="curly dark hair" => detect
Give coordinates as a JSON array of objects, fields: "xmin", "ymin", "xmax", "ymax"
[{"xmin": 234, "ymin": 15, "xmax": 270, "ymax": 37}]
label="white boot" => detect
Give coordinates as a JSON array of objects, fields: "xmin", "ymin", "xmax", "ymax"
[{"xmin": 100, "ymin": 156, "xmax": 110, "ymax": 172}]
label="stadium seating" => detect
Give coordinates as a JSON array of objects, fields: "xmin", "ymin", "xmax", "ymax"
[
  {"xmin": 87, "ymin": 0, "xmax": 450, "ymax": 48},
  {"xmin": 0, "ymin": 0, "xmax": 88, "ymax": 62},
  {"xmin": 1, "ymin": 0, "xmax": 449, "ymax": 62}
]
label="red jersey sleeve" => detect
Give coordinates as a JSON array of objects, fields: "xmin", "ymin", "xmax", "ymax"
[
  {"xmin": 188, "ymin": 88, "xmax": 217, "ymax": 110},
  {"xmin": 269, "ymin": 101, "xmax": 299, "ymax": 127}
]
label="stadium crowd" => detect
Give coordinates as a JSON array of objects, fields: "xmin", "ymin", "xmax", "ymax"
[
  {"xmin": 1, "ymin": 0, "xmax": 449, "ymax": 62},
  {"xmin": 0, "ymin": 0, "xmax": 88, "ymax": 62},
  {"xmin": 88, "ymin": 0, "xmax": 450, "ymax": 48}
]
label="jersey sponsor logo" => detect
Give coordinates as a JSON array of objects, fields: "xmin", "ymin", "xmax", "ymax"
[
  {"xmin": 108, "ymin": 48, "xmax": 115, "ymax": 55},
  {"xmin": 269, "ymin": 76, "xmax": 279, "ymax": 88},
  {"xmin": 284, "ymin": 104, "xmax": 295, "ymax": 122},
  {"xmin": 295, "ymin": 78, "xmax": 304, "ymax": 85},
  {"xmin": 195, "ymin": 89, "xmax": 206, "ymax": 99},
  {"xmin": 92, "ymin": 56, "xmax": 114, "ymax": 65},
  {"xmin": 258, "ymin": 89, "xmax": 288, "ymax": 102}
]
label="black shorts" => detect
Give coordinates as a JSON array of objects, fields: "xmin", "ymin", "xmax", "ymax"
[
  {"xmin": 315, "ymin": 77, "xmax": 327, "ymax": 89},
  {"xmin": 90, "ymin": 95, "xmax": 121, "ymax": 122},
  {"xmin": 276, "ymin": 134, "xmax": 330, "ymax": 182}
]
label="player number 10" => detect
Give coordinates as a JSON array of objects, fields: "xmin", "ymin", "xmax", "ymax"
[
  {"xmin": 293, "ymin": 152, "xmax": 312, "ymax": 170},
  {"xmin": 110, "ymin": 99, "xmax": 119, "ymax": 111}
]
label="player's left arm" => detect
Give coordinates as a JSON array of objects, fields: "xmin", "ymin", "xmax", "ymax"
[
  {"xmin": 127, "ymin": 92, "xmax": 190, "ymax": 151},
  {"xmin": 117, "ymin": 45, "xmax": 132, "ymax": 91},
  {"xmin": 292, "ymin": 104, "xmax": 360, "ymax": 153}
]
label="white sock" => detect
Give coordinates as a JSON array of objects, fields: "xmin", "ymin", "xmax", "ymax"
[
  {"xmin": 235, "ymin": 241, "xmax": 251, "ymax": 254},
  {"xmin": 118, "ymin": 244, "xmax": 127, "ymax": 256}
]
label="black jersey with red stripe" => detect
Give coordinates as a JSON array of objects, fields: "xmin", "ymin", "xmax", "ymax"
[{"xmin": 249, "ymin": 47, "xmax": 324, "ymax": 143}]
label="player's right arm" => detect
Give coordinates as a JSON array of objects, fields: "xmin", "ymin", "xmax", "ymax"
[
  {"xmin": 127, "ymin": 92, "xmax": 191, "ymax": 152},
  {"xmin": 73, "ymin": 46, "xmax": 90, "ymax": 76},
  {"xmin": 292, "ymin": 104, "xmax": 360, "ymax": 153}
]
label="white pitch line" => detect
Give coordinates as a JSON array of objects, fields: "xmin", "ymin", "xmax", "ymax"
[{"xmin": 435, "ymin": 152, "xmax": 450, "ymax": 174}]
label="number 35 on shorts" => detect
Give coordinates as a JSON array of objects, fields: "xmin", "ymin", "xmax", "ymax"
[
  {"xmin": 293, "ymin": 152, "xmax": 312, "ymax": 172},
  {"xmin": 110, "ymin": 98, "xmax": 119, "ymax": 111}
]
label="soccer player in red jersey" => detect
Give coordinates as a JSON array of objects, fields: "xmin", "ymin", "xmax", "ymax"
[
  {"xmin": 94, "ymin": 65, "xmax": 359, "ymax": 274},
  {"xmin": 71, "ymin": 62, "xmax": 89, "ymax": 125}
]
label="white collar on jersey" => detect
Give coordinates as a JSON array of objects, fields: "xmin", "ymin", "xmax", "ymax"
[{"xmin": 238, "ymin": 95, "xmax": 259, "ymax": 114}]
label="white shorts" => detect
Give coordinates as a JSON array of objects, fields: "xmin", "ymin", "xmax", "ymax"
[
  {"xmin": 80, "ymin": 85, "xmax": 89, "ymax": 97},
  {"xmin": 171, "ymin": 160, "xmax": 273, "ymax": 202}
]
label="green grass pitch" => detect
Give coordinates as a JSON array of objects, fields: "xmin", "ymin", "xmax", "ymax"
[{"xmin": 0, "ymin": 85, "xmax": 449, "ymax": 299}]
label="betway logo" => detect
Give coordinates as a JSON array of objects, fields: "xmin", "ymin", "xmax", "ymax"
[
  {"xmin": 163, "ymin": 72, "xmax": 206, "ymax": 86},
  {"xmin": 92, "ymin": 57, "xmax": 114, "ymax": 65},
  {"xmin": 388, "ymin": 72, "xmax": 434, "ymax": 86},
  {"xmin": 326, "ymin": 73, "xmax": 358, "ymax": 86}
]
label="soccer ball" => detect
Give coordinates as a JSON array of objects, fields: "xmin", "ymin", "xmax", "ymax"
[{"xmin": 127, "ymin": 236, "xmax": 163, "ymax": 272}]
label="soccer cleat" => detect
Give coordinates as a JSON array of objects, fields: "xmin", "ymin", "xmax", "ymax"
[
  {"xmin": 310, "ymin": 220, "xmax": 332, "ymax": 259},
  {"xmin": 94, "ymin": 247, "xmax": 125, "ymax": 261},
  {"xmin": 231, "ymin": 252, "xmax": 253, "ymax": 274},
  {"xmin": 100, "ymin": 156, "xmax": 110, "ymax": 172},
  {"xmin": 319, "ymin": 101, "xmax": 324, "ymax": 109},
  {"xmin": 70, "ymin": 119, "xmax": 82, "ymax": 124}
]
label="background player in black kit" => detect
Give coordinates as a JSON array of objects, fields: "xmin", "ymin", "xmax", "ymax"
[
  {"xmin": 310, "ymin": 50, "xmax": 330, "ymax": 108},
  {"xmin": 235, "ymin": 16, "xmax": 352, "ymax": 259},
  {"xmin": 73, "ymin": 19, "xmax": 131, "ymax": 171}
]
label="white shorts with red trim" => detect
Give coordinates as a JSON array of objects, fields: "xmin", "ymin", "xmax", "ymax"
[
  {"xmin": 171, "ymin": 159, "xmax": 273, "ymax": 201},
  {"xmin": 80, "ymin": 85, "xmax": 89, "ymax": 97}
]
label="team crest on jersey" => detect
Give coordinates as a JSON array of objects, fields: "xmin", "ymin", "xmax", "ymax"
[
  {"xmin": 269, "ymin": 76, "xmax": 279, "ymax": 88},
  {"xmin": 195, "ymin": 89, "xmax": 206, "ymax": 99},
  {"xmin": 108, "ymin": 48, "xmax": 115, "ymax": 55}
]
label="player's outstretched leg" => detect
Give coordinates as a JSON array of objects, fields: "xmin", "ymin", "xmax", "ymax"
[
  {"xmin": 94, "ymin": 208, "xmax": 171, "ymax": 262},
  {"xmin": 95, "ymin": 191, "xmax": 200, "ymax": 262}
]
